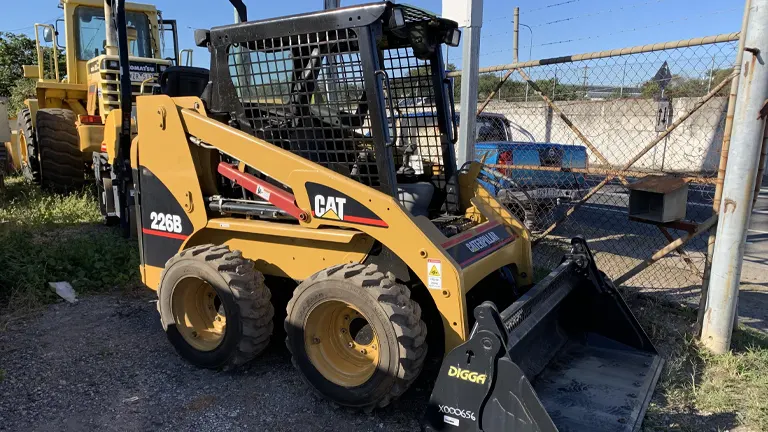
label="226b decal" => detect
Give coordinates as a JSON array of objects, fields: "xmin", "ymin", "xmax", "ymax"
[{"xmin": 149, "ymin": 212, "xmax": 183, "ymax": 234}]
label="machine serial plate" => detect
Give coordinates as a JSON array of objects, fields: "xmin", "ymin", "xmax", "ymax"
[{"xmin": 441, "ymin": 222, "xmax": 515, "ymax": 268}]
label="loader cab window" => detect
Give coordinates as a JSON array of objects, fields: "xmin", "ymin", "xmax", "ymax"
[{"xmin": 75, "ymin": 6, "xmax": 153, "ymax": 61}]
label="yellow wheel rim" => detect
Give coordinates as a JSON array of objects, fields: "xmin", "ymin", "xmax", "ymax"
[
  {"xmin": 18, "ymin": 132, "xmax": 28, "ymax": 163},
  {"xmin": 304, "ymin": 301, "xmax": 380, "ymax": 388},
  {"xmin": 171, "ymin": 277, "xmax": 227, "ymax": 351}
]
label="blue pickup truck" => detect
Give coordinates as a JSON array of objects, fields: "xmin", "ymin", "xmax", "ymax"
[
  {"xmin": 469, "ymin": 113, "xmax": 589, "ymax": 229},
  {"xmin": 392, "ymin": 110, "xmax": 589, "ymax": 229}
]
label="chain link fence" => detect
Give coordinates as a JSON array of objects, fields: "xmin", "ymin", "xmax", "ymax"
[{"xmin": 453, "ymin": 34, "xmax": 740, "ymax": 293}]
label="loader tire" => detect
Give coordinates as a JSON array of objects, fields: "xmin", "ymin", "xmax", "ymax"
[
  {"xmin": 157, "ymin": 244, "xmax": 274, "ymax": 369},
  {"xmin": 0, "ymin": 140, "xmax": 7, "ymax": 175},
  {"xmin": 17, "ymin": 109, "xmax": 40, "ymax": 184},
  {"xmin": 285, "ymin": 263, "xmax": 427, "ymax": 410},
  {"xmin": 35, "ymin": 109, "xmax": 84, "ymax": 192}
]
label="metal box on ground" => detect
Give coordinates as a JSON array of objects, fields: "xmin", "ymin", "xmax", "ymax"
[{"xmin": 628, "ymin": 175, "xmax": 688, "ymax": 223}]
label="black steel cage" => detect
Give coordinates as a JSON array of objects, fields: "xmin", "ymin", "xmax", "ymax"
[{"xmin": 204, "ymin": 2, "xmax": 458, "ymax": 203}]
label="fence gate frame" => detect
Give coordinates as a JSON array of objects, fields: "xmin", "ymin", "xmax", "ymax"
[{"xmin": 447, "ymin": 32, "xmax": 742, "ymax": 288}]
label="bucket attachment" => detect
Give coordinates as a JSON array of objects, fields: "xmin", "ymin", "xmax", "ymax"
[{"xmin": 424, "ymin": 238, "xmax": 662, "ymax": 432}]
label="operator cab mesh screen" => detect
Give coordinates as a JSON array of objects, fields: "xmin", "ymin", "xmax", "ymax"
[{"xmin": 227, "ymin": 30, "xmax": 381, "ymax": 187}]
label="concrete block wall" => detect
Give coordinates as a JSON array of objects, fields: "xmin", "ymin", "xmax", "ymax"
[{"xmin": 466, "ymin": 96, "xmax": 728, "ymax": 174}]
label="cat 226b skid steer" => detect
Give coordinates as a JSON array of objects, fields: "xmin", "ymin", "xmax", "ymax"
[{"xmin": 108, "ymin": 0, "xmax": 662, "ymax": 430}]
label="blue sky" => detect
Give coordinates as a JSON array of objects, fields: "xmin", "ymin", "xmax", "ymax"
[{"xmin": 0, "ymin": 0, "xmax": 743, "ymax": 68}]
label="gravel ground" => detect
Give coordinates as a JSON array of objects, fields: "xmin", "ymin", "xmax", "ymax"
[
  {"xmin": 0, "ymin": 292, "xmax": 435, "ymax": 432},
  {"xmin": 2, "ymin": 283, "xmax": 766, "ymax": 432}
]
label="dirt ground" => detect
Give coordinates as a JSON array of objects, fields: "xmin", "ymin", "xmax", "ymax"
[
  {"xmin": 0, "ymin": 292, "xmax": 432, "ymax": 432},
  {"xmin": 1, "ymin": 282, "xmax": 766, "ymax": 431}
]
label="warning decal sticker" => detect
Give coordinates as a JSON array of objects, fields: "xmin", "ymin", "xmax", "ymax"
[{"xmin": 427, "ymin": 259, "xmax": 442, "ymax": 289}]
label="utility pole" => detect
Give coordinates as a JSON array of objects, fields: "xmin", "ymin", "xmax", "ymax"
[
  {"xmin": 701, "ymin": 0, "xmax": 768, "ymax": 353},
  {"xmin": 513, "ymin": 7, "xmax": 519, "ymax": 63},
  {"xmin": 104, "ymin": 1, "xmax": 118, "ymax": 56},
  {"xmin": 444, "ymin": 0, "xmax": 483, "ymax": 167}
]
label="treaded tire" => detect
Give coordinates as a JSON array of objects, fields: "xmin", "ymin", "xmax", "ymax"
[
  {"xmin": 285, "ymin": 263, "xmax": 427, "ymax": 410},
  {"xmin": 0, "ymin": 140, "xmax": 7, "ymax": 176},
  {"xmin": 17, "ymin": 109, "xmax": 40, "ymax": 184},
  {"xmin": 157, "ymin": 244, "xmax": 274, "ymax": 369},
  {"xmin": 36, "ymin": 108, "xmax": 84, "ymax": 192}
]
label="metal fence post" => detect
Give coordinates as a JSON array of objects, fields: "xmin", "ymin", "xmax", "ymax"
[
  {"xmin": 697, "ymin": 0, "xmax": 751, "ymax": 334},
  {"xmin": 455, "ymin": 0, "xmax": 484, "ymax": 167},
  {"xmin": 701, "ymin": 0, "xmax": 768, "ymax": 353}
]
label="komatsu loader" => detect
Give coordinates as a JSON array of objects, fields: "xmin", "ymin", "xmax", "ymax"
[{"xmin": 107, "ymin": 1, "xmax": 662, "ymax": 430}]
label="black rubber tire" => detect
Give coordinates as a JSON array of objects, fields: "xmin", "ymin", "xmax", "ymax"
[
  {"xmin": 35, "ymin": 108, "xmax": 85, "ymax": 192},
  {"xmin": 17, "ymin": 109, "xmax": 40, "ymax": 184},
  {"xmin": 0, "ymin": 140, "xmax": 7, "ymax": 176},
  {"xmin": 285, "ymin": 263, "xmax": 427, "ymax": 410},
  {"xmin": 157, "ymin": 244, "xmax": 274, "ymax": 369}
]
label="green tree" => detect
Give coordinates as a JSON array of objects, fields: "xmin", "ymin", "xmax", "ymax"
[
  {"xmin": 0, "ymin": 32, "xmax": 37, "ymax": 98},
  {"xmin": 8, "ymin": 77, "xmax": 36, "ymax": 115},
  {"xmin": 531, "ymin": 78, "xmax": 584, "ymax": 101},
  {"xmin": 640, "ymin": 68, "xmax": 733, "ymax": 99},
  {"xmin": 1, "ymin": 32, "xmax": 66, "ymax": 117}
]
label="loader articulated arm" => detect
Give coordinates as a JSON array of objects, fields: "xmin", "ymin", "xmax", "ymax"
[{"xmin": 424, "ymin": 238, "xmax": 662, "ymax": 432}]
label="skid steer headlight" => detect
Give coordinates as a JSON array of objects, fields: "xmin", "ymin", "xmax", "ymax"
[
  {"xmin": 391, "ymin": 8, "xmax": 406, "ymax": 29},
  {"xmin": 444, "ymin": 28, "xmax": 461, "ymax": 47}
]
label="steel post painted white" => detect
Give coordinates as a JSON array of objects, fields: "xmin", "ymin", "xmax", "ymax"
[
  {"xmin": 701, "ymin": 0, "xmax": 768, "ymax": 353},
  {"xmin": 454, "ymin": 0, "xmax": 483, "ymax": 167}
]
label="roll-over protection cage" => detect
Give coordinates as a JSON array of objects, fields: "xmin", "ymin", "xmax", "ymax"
[{"xmin": 198, "ymin": 2, "xmax": 460, "ymax": 211}]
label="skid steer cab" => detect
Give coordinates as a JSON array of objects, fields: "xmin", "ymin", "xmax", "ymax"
[{"xmin": 110, "ymin": 0, "xmax": 661, "ymax": 423}]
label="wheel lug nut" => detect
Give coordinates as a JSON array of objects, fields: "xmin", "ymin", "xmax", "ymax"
[
  {"xmin": 371, "ymin": 344, "xmax": 376, "ymax": 350},
  {"xmin": 191, "ymin": 331, "xmax": 198, "ymax": 338},
  {"xmin": 312, "ymin": 337, "xmax": 320, "ymax": 344},
  {"xmin": 340, "ymin": 328, "xmax": 347, "ymax": 334},
  {"xmin": 348, "ymin": 342, "xmax": 354, "ymax": 348},
  {"xmin": 344, "ymin": 315, "xmax": 350, "ymax": 321},
  {"xmin": 360, "ymin": 349, "xmax": 367, "ymax": 355}
]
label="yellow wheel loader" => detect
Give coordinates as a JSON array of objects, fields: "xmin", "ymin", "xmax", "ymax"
[
  {"xmin": 18, "ymin": 0, "xmax": 181, "ymax": 227},
  {"xmin": 110, "ymin": 1, "xmax": 663, "ymax": 429}
]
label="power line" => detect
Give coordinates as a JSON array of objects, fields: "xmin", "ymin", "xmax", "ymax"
[
  {"xmin": 1, "ymin": 15, "xmax": 62, "ymax": 34},
  {"xmin": 530, "ymin": 0, "xmax": 668, "ymax": 28},
  {"xmin": 484, "ymin": 0, "xmax": 584, "ymax": 24},
  {"xmin": 482, "ymin": 0, "xmax": 669, "ymax": 39},
  {"xmin": 524, "ymin": 8, "xmax": 740, "ymax": 49},
  {"xmin": 525, "ymin": 0, "xmax": 583, "ymax": 14}
]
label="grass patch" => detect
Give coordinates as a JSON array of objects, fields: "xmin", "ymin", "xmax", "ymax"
[
  {"xmin": 0, "ymin": 176, "xmax": 101, "ymax": 226},
  {"xmin": 625, "ymin": 291, "xmax": 768, "ymax": 431},
  {"xmin": 0, "ymin": 176, "xmax": 139, "ymax": 311}
]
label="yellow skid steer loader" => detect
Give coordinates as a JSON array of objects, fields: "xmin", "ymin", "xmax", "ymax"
[{"xmin": 107, "ymin": 1, "xmax": 662, "ymax": 429}]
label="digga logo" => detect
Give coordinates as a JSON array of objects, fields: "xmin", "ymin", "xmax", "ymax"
[
  {"xmin": 448, "ymin": 366, "xmax": 487, "ymax": 384},
  {"xmin": 314, "ymin": 195, "xmax": 346, "ymax": 220}
]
